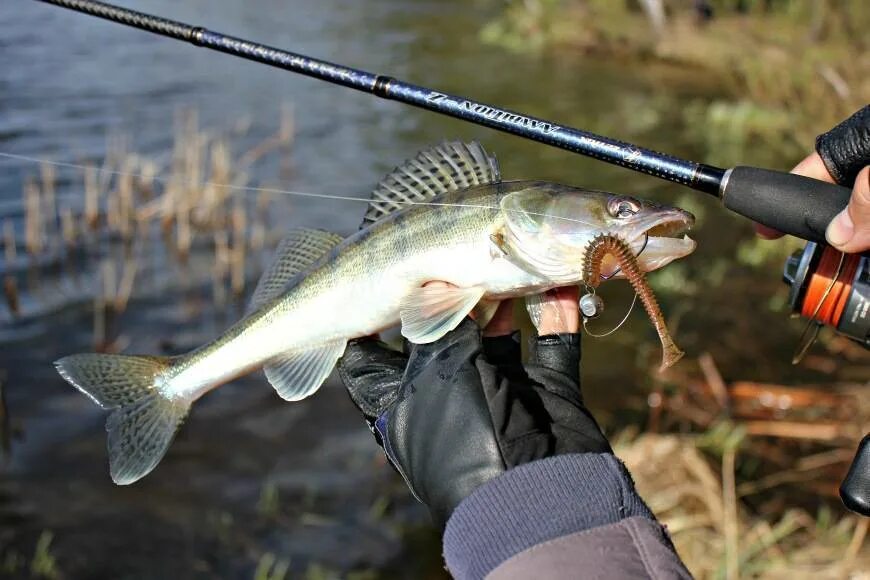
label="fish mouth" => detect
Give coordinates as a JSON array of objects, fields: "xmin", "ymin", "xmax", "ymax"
[
  {"xmin": 602, "ymin": 209, "xmax": 696, "ymax": 276},
  {"xmin": 634, "ymin": 209, "xmax": 696, "ymax": 272}
]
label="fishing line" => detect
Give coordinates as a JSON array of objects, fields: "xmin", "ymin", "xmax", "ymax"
[
  {"xmin": 0, "ymin": 151, "xmax": 610, "ymax": 229},
  {"xmin": 583, "ymin": 292, "xmax": 638, "ymax": 338}
]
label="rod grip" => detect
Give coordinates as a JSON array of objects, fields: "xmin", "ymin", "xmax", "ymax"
[
  {"xmin": 841, "ymin": 434, "xmax": 870, "ymax": 516},
  {"xmin": 721, "ymin": 166, "xmax": 851, "ymax": 243}
]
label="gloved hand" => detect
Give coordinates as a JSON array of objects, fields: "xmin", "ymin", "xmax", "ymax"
[{"xmin": 337, "ymin": 285, "xmax": 612, "ymax": 528}]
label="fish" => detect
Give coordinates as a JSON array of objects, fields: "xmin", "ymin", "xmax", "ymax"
[{"xmin": 54, "ymin": 141, "xmax": 696, "ymax": 485}]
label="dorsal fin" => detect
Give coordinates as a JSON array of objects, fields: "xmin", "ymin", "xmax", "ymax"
[
  {"xmin": 361, "ymin": 141, "xmax": 500, "ymax": 228},
  {"xmin": 249, "ymin": 228, "xmax": 343, "ymax": 311}
]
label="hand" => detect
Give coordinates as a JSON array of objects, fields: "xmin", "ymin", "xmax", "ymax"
[
  {"xmin": 337, "ymin": 286, "xmax": 611, "ymax": 528},
  {"xmin": 755, "ymin": 105, "xmax": 870, "ymax": 253},
  {"xmin": 825, "ymin": 165, "xmax": 870, "ymax": 252}
]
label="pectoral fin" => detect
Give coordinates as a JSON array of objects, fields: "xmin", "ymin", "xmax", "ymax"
[
  {"xmin": 400, "ymin": 285, "xmax": 486, "ymax": 344},
  {"xmin": 264, "ymin": 339, "xmax": 347, "ymax": 401}
]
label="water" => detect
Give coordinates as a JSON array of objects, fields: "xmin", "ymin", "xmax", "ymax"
[{"xmin": 1, "ymin": 0, "xmax": 866, "ymax": 577}]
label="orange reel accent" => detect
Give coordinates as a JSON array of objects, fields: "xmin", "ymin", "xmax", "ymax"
[{"xmin": 800, "ymin": 246, "xmax": 860, "ymax": 326}]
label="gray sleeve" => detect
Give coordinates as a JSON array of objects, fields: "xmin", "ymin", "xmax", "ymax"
[
  {"xmin": 443, "ymin": 453, "xmax": 692, "ymax": 580},
  {"xmin": 487, "ymin": 516, "xmax": 692, "ymax": 580}
]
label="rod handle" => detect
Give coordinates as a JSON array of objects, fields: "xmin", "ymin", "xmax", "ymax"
[
  {"xmin": 841, "ymin": 434, "xmax": 870, "ymax": 516},
  {"xmin": 721, "ymin": 166, "xmax": 851, "ymax": 243}
]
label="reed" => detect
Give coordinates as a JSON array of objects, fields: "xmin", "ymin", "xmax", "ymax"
[
  {"xmin": 7, "ymin": 107, "xmax": 295, "ymax": 319},
  {"xmin": 23, "ymin": 178, "xmax": 43, "ymax": 257},
  {"xmin": 3, "ymin": 219, "xmax": 20, "ymax": 317}
]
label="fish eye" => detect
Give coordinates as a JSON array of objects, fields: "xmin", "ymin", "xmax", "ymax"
[{"xmin": 607, "ymin": 197, "xmax": 641, "ymax": 218}]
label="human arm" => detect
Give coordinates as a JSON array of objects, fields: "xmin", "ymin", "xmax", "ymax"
[{"xmin": 338, "ymin": 287, "xmax": 691, "ymax": 579}]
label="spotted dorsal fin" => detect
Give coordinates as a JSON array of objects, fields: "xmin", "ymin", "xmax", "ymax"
[
  {"xmin": 361, "ymin": 141, "xmax": 501, "ymax": 228},
  {"xmin": 248, "ymin": 228, "xmax": 343, "ymax": 311}
]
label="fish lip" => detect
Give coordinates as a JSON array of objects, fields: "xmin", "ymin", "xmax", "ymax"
[
  {"xmin": 625, "ymin": 208, "xmax": 697, "ymax": 266},
  {"xmin": 636, "ymin": 208, "xmax": 695, "ymax": 240}
]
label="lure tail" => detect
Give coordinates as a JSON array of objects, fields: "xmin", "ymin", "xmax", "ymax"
[{"xmin": 54, "ymin": 353, "xmax": 189, "ymax": 485}]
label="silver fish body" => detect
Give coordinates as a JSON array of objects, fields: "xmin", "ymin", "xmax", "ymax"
[{"xmin": 54, "ymin": 143, "xmax": 695, "ymax": 485}]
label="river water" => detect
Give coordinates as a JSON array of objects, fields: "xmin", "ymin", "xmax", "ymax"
[{"xmin": 1, "ymin": 0, "xmax": 864, "ymax": 578}]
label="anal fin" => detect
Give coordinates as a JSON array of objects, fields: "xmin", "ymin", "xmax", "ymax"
[{"xmin": 264, "ymin": 340, "xmax": 347, "ymax": 401}]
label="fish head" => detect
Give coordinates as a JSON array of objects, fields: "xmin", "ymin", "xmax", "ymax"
[{"xmin": 499, "ymin": 183, "xmax": 696, "ymax": 282}]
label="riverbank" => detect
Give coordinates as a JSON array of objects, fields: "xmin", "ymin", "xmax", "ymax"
[{"xmin": 482, "ymin": 0, "xmax": 869, "ymax": 168}]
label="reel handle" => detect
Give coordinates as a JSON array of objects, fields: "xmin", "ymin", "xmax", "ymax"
[
  {"xmin": 841, "ymin": 434, "xmax": 870, "ymax": 517},
  {"xmin": 721, "ymin": 167, "xmax": 851, "ymax": 244}
]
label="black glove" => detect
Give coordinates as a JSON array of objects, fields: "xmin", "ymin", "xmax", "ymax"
[
  {"xmin": 337, "ymin": 318, "xmax": 612, "ymax": 528},
  {"xmin": 816, "ymin": 104, "xmax": 870, "ymax": 187}
]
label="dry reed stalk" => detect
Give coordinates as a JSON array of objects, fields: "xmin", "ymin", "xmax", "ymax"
[
  {"xmin": 698, "ymin": 353, "xmax": 728, "ymax": 410},
  {"xmin": 250, "ymin": 219, "xmax": 265, "ymax": 254},
  {"xmin": 23, "ymin": 177, "xmax": 43, "ymax": 256},
  {"xmin": 212, "ymin": 230, "xmax": 230, "ymax": 307},
  {"xmin": 99, "ymin": 135, "xmax": 119, "ymax": 194},
  {"xmin": 102, "ymin": 258, "xmax": 116, "ymax": 312},
  {"xmin": 60, "ymin": 206, "xmax": 77, "ymax": 249},
  {"xmin": 93, "ymin": 290, "xmax": 105, "ymax": 350},
  {"xmin": 93, "ymin": 259, "xmax": 115, "ymax": 350},
  {"xmin": 3, "ymin": 276, "xmax": 19, "ymax": 318},
  {"xmin": 160, "ymin": 179, "xmax": 176, "ymax": 232},
  {"xmin": 106, "ymin": 189, "xmax": 120, "ymax": 234},
  {"xmin": 256, "ymin": 192, "xmax": 271, "ymax": 230},
  {"xmin": 196, "ymin": 140, "xmax": 231, "ymax": 227},
  {"xmin": 729, "ymin": 382, "xmax": 853, "ymax": 417},
  {"xmin": 137, "ymin": 158, "xmax": 157, "ymax": 200},
  {"xmin": 742, "ymin": 420, "xmax": 844, "ymax": 441},
  {"xmin": 230, "ymin": 198, "xmax": 247, "ymax": 297},
  {"xmin": 842, "ymin": 517, "xmax": 868, "ymax": 574},
  {"xmin": 114, "ymin": 254, "xmax": 139, "ymax": 313},
  {"xmin": 40, "ymin": 163, "xmax": 57, "ymax": 249},
  {"xmin": 84, "ymin": 165, "xmax": 100, "ymax": 230},
  {"xmin": 238, "ymin": 105, "xmax": 296, "ymax": 169},
  {"xmin": 2, "ymin": 219, "xmax": 20, "ymax": 317},
  {"xmin": 175, "ymin": 191, "xmax": 191, "ymax": 261},
  {"xmin": 117, "ymin": 158, "xmax": 135, "ymax": 242}
]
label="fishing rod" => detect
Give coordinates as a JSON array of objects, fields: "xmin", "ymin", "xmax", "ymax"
[
  {"xmin": 35, "ymin": 0, "xmax": 851, "ymax": 246},
  {"xmin": 32, "ymin": 0, "xmax": 870, "ymax": 516}
]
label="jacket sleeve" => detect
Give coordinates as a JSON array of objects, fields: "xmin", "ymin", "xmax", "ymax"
[{"xmin": 442, "ymin": 453, "xmax": 693, "ymax": 580}]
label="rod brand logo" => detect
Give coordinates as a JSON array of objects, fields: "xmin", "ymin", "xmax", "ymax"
[{"xmin": 427, "ymin": 92, "xmax": 558, "ymax": 134}]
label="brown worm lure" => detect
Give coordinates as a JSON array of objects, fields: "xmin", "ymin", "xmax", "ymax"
[{"xmin": 583, "ymin": 234, "xmax": 684, "ymax": 371}]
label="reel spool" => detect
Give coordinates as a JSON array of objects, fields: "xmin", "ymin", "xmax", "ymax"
[{"xmin": 783, "ymin": 242, "xmax": 869, "ymax": 359}]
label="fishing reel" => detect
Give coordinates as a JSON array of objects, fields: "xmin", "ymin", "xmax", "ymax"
[
  {"xmin": 783, "ymin": 242, "xmax": 869, "ymax": 357},
  {"xmin": 782, "ymin": 242, "xmax": 870, "ymax": 517}
]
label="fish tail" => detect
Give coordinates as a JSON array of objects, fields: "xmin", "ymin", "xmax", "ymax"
[{"xmin": 54, "ymin": 353, "xmax": 189, "ymax": 485}]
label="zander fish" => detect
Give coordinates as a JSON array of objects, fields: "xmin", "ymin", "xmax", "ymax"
[{"xmin": 54, "ymin": 141, "xmax": 696, "ymax": 484}]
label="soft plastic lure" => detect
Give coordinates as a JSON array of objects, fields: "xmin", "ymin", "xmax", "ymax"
[{"xmin": 583, "ymin": 233, "xmax": 684, "ymax": 371}]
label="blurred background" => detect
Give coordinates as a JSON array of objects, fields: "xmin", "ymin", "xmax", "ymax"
[{"xmin": 0, "ymin": 0, "xmax": 868, "ymax": 577}]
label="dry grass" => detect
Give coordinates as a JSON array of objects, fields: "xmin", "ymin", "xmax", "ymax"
[
  {"xmin": 620, "ymin": 433, "xmax": 869, "ymax": 578},
  {"xmin": 619, "ymin": 344, "xmax": 870, "ymax": 579}
]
